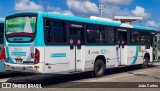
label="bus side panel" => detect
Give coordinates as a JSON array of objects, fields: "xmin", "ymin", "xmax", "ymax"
[
  {"xmin": 127, "ymin": 46, "xmax": 150, "ymax": 65},
  {"xmin": 84, "ymin": 46, "xmax": 119, "ymax": 71},
  {"xmin": 44, "ymin": 46, "xmax": 70, "ymax": 74}
]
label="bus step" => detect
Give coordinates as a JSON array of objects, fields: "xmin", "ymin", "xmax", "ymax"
[
  {"xmin": 118, "ymin": 65, "xmax": 126, "ymax": 68},
  {"xmin": 69, "ymin": 70, "xmax": 82, "ymax": 74}
]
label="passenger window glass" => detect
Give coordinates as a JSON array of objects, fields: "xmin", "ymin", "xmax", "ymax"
[
  {"xmin": 0, "ymin": 23, "xmax": 4, "ymax": 44},
  {"xmin": 105, "ymin": 27, "xmax": 116, "ymax": 44},
  {"xmin": 130, "ymin": 30, "xmax": 140, "ymax": 44},
  {"xmin": 86, "ymin": 25, "xmax": 101, "ymax": 43},
  {"xmin": 140, "ymin": 31, "xmax": 150, "ymax": 44},
  {"xmin": 45, "ymin": 19, "xmax": 66, "ymax": 44}
]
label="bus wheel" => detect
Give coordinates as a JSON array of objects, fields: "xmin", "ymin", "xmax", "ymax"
[
  {"xmin": 93, "ymin": 59, "xmax": 106, "ymax": 77},
  {"xmin": 142, "ymin": 58, "xmax": 149, "ymax": 68}
]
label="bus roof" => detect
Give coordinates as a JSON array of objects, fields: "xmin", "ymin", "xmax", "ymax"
[
  {"xmin": 6, "ymin": 11, "xmax": 157, "ymax": 31},
  {"xmin": 0, "ymin": 18, "xmax": 4, "ymax": 23}
]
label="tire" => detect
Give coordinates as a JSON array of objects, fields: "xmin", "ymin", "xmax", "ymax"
[
  {"xmin": 142, "ymin": 58, "xmax": 149, "ymax": 68},
  {"xmin": 93, "ymin": 59, "xmax": 106, "ymax": 77}
]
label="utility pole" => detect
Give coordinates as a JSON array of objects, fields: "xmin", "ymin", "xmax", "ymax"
[{"xmin": 99, "ymin": 0, "xmax": 104, "ymax": 17}]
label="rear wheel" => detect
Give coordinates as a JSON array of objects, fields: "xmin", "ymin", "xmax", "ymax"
[
  {"xmin": 93, "ymin": 59, "xmax": 106, "ymax": 77},
  {"xmin": 142, "ymin": 58, "xmax": 149, "ymax": 68}
]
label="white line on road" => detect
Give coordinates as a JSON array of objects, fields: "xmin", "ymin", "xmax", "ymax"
[
  {"xmin": 75, "ymin": 68, "xmax": 159, "ymax": 82},
  {"xmin": 0, "ymin": 78, "xmax": 10, "ymax": 82}
]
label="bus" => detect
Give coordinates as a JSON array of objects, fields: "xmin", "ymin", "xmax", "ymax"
[
  {"xmin": 4, "ymin": 12, "xmax": 157, "ymax": 77},
  {"xmin": 0, "ymin": 18, "xmax": 6, "ymax": 72}
]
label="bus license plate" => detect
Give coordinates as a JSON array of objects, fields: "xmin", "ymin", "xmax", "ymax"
[{"xmin": 15, "ymin": 59, "xmax": 23, "ymax": 63}]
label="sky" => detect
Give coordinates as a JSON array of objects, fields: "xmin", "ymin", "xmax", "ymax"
[{"xmin": 0, "ymin": 0, "xmax": 160, "ymax": 29}]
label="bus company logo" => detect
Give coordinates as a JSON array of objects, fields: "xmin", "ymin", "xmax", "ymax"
[
  {"xmin": 88, "ymin": 50, "xmax": 99, "ymax": 55},
  {"xmin": 2, "ymin": 83, "xmax": 12, "ymax": 88},
  {"xmin": 101, "ymin": 49, "xmax": 110, "ymax": 54},
  {"xmin": 101, "ymin": 49, "xmax": 107, "ymax": 54}
]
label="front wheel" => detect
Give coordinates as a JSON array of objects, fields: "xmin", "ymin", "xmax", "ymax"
[{"xmin": 93, "ymin": 59, "xmax": 106, "ymax": 77}]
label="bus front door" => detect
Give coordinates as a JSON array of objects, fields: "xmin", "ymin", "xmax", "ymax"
[
  {"xmin": 118, "ymin": 31, "xmax": 127, "ymax": 66},
  {"xmin": 69, "ymin": 28, "xmax": 84, "ymax": 72}
]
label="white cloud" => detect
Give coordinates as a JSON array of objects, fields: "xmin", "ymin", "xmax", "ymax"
[
  {"xmin": 145, "ymin": 21, "xmax": 160, "ymax": 28},
  {"xmin": 47, "ymin": 6, "xmax": 74, "ymax": 16},
  {"xmin": 103, "ymin": 5, "xmax": 131, "ymax": 18},
  {"xmin": 14, "ymin": 0, "xmax": 43, "ymax": 11},
  {"xmin": 132, "ymin": 6, "xmax": 150, "ymax": 18},
  {"xmin": 66, "ymin": 0, "xmax": 99, "ymax": 14},
  {"xmin": 102, "ymin": 0, "xmax": 132, "ymax": 5}
]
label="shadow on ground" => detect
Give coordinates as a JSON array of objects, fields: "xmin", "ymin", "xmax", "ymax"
[{"xmin": 6, "ymin": 65, "xmax": 157, "ymax": 87}]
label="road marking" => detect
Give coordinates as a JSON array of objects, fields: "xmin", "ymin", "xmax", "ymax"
[
  {"xmin": 107, "ymin": 69, "xmax": 158, "ymax": 79},
  {"xmin": 0, "ymin": 78, "xmax": 10, "ymax": 82},
  {"xmin": 75, "ymin": 68, "xmax": 159, "ymax": 82}
]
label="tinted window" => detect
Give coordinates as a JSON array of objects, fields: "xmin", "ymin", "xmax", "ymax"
[
  {"xmin": 130, "ymin": 30, "xmax": 140, "ymax": 44},
  {"xmin": 105, "ymin": 27, "xmax": 116, "ymax": 44},
  {"xmin": 140, "ymin": 31, "xmax": 150, "ymax": 44},
  {"xmin": 45, "ymin": 19, "xmax": 66, "ymax": 44},
  {"xmin": 0, "ymin": 23, "xmax": 4, "ymax": 44},
  {"xmin": 86, "ymin": 25, "xmax": 101, "ymax": 43}
]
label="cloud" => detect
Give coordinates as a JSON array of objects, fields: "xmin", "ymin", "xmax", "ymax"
[
  {"xmin": 14, "ymin": 0, "xmax": 43, "ymax": 11},
  {"xmin": 145, "ymin": 21, "xmax": 160, "ymax": 28},
  {"xmin": 66, "ymin": 0, "xmax": 99, "ymax": 14},
  {"xmin": 132, "ymin": 6, "xmax": 150, "ymax": 18},
  {"xmin": 103, "ymin": 5, "xmax": 131, "ymax": 18},
  {"xmin": 47, "ymin": 6, "xmax": 74, "ymax": 16},
  {"xmin": 102, "ymin": 0, "xmax": 132, "ymax": 5}
]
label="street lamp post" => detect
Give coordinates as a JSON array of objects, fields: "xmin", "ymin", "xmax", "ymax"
[{"xmin": 99, "ymin": 0, "xmax": 104, "ymax": 17}]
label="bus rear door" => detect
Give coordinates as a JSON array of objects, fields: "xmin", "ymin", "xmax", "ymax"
[
  {"xmin": 118, "ymin": 30, "xmax": 128, "ymax": 66},
  {"xmin": 69, "ymin": 27, "xmax": 84, "ymax": 72}
]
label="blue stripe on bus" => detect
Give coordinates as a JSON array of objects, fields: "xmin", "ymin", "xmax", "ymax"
[
  {"xmin": 47, "ymin": 13, "xmax": 121, "ymax": 27},
  {"xmin": 0, "ymin": 61, "xmax": 6, "ymax": 72},
  {"xmin": 12, "ymin": 52, "xmax": 26, "ymax": 56},
  {"xmin": 34, "ymin": 12, "xmax": 46, "ymax": 46},
  {"xmin": 6, "ymin": 46, "xmax": 15, "ymax": 64},
  {"xmin": 8, "ymin": 37, "xmax": 32, "ymax": 41},
  {"xmin": 133, "ymin": 25, "xmax": 157, "ymax": 31},
  {"xmin": 51, "ymin": 53, "xmax": 66, "ymax": 58},
  {"xmin": 8, "ymin": 43, "xmax": 30, "ymax": 47},
  {"xmin": 0, "ymin": 18, "xmax": 4, "ymax": 23},
  {"xmin": 132, "ymin": 46, "xmax": 139, "ymax": 64}
]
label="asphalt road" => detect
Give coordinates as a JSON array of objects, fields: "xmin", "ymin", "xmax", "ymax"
[{"xmin": 0, "ymin": 64, "xmax": 160, "ymax": 88}]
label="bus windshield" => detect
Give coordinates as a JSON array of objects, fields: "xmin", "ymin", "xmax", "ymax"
[{"xmin": 5, "ymin": 16, "xmax": 37, "ymax": 42}]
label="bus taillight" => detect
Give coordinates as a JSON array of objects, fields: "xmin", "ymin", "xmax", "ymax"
[
  {"xmin": 0, "ymin": 47, "xmax": 6, "ymax": 60},
  {"xmin": 34, "ymin": 48, "xmax": 40, "ymax": 64}
]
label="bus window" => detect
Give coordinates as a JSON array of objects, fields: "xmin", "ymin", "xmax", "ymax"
[
  {"xmin": 105, "ymin": 27, "xmax": 116, "ymax": 44},
  {"xmin": 5, "ymin": 16, "xmax": 37, "ymax": 43},
  {"xmin": 130, "ymin": 30, "xmax": 140, "ymax": 44},
  {"xmin": 0, "ymin": 23, "xmax": 4, "ymax": 44},
  {"xmin": 86, "ymin": 25, "xmax": 101, "ymax": 43},
  {"xmin": 140, "ymin": 31, "xmax": 150, "ymax": 45},
  {"xmin": 45, "ymin": 19, "xmax": 66, "ymax": 44}
]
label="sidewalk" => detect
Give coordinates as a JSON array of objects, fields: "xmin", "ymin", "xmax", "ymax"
[{"xmin": 152, "ymin": 61, "xmax": 160, "ymax": 66}]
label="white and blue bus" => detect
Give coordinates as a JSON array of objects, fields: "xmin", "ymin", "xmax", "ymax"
[
  {"xmin": 0, "ymin": 18, "xmax": 6, "ymax": 72},
  {"xmin": 4, "ymin": 12, "xmax": 157, "ymax": 77}
]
